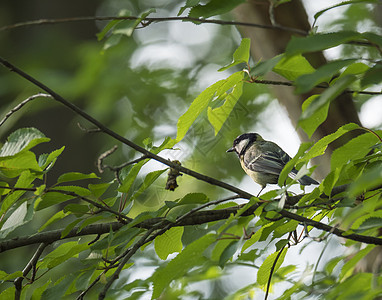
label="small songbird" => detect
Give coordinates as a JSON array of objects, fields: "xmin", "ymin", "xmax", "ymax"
[{"xmin": 227, "ymin": 133, "xmax": 318, "ymax": 194}]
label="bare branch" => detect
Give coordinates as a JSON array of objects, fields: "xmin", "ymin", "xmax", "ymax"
[
  {"xmin": 97, "ymin": 145, "xmax": 118, "ymax": 173},
  {"xmin": 0, "ymin": 185, "xmax": 132, "ymax": 223},
  {"xmin": 0, "ymin": 93, "xmax": 52, "ymax": 127},
  {"xmin": 0, "ymin": 56, "xmax": 254, "ymax": 200},
  {"xmin": 1, "ymin": 189, "xmax": 382, "ymax": 253},
  {"xmin": 251, "ymin": 79, "xmax": 382, "ymax": 96},
  {"xmin": 0, "ymin": 58, "xmax": 381, "ymax": 252},
  {"xmin": 98, "ymin": 228, "xmax": 155, "ymax": 299},
  {"xmin": 0, "ymin": 16, "xmax": 308, "ymax": 36},
  {"xmin": 14, "ymin": 243, "xmax": 49, "ymax": 299}
]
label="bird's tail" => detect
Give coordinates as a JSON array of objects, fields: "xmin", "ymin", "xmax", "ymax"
[
  {"xmin": 298, "ymin": 175, "xmax": 319, "ymax": 186},
  {"xmin": 288, "ymin": 169, "xmax": 319, "ymax": 186}
]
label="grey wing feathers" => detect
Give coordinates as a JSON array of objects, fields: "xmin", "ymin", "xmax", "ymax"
[{"xmin": 244, "ymin": 143, "xmax": 292, "ymax": 176}]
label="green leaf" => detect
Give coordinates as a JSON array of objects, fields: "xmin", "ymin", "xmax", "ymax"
[
  {"xmin": 0, "ymin": 182, "xmax": 10, "ymax": 195},
  {"xmin": 339, "ymin": 62, "xmax": 370, "ymax": 78},
  {"xmin": 57, "ymin": 172, "xmax": 99, "ymax": 184},
  {"xmin": 113, "ymin": 9, "xmax": 156, "ymax": 37},
  {"xmin": 295, "ymin": 59, "xmax": 356, "ymax": 94},
  {"xmin": 219, "ymin": 240, "xmax": 240, "ymax": 268},
  {"xmin": 38, "ymin": 242, "xmax": 89, "ymax": 269},
  {"xmin": 302, "ymin": 123, "xmax": 360, "ymax": 162},
  {"xmin": 63, "ymin": 204, "xmax": 89, "ymax": 215},
  {"xmin": 322, "ymin": 168, "xmax": 341, "ymax": 196},
  {"xmin": 273, "ymin": 54, "xmax": 315, "ymax": 81},
  {"xmin": 154, "ymin": 227, "xmax": 184, "ymax": 260},
  {"xmin": 0, "ymin": 171, "xmax": 35, "ymax": 216},
  {"xmin": 348, "ymin": 164, "xmax": 382, "ymax": 196},
  {"xmin": 152, "ymin": 233, "xmax": 215, "ymax": 298},
  {"xmin": 0, "ymin": 127, "xmax": 49, "ymax": 157},
  {"xmin": 175, "ymin": 73, "xmax": 243, "ymax": 143},
  {"xmin": 102, "ymin": 34, "xmax": 122, "ymax": 52},
  {"xmin": 351, "ymin": 210, "xmax": 382, "ymax": 231},
  {"xmin": 61, "ymin": 218, "xmax": 82, "ymax": 238},
  {"xmin": 219, "ymin": 38, "xmax": 250, "ymax": 71},
  {"xmin": 360, "ymin": 64, "xmax": 382, "ymax": 88},
  {"xmin": 0, "ymin": 287, "xmax": 15, "ymax": 299},
  {"xmin": 273, "ymin": 220, "xmax": 299, "ymax": 238},
  {"xmin": 0, "ymin": 151, "xmax": 42, "ymax": 178},
  {"xmin": 0, "ymin": 201, "xmax": 27, "ymax": 237},
  {"xmin": 38, "ymin": 146, "xmax": 65, "ymax": 170},
  {"xmin": 299, "ymin": 95, "xmax": 330, "ymax": 138},
  {"xmin": 313, "ymin": 1, "xmax": 378, "ymax": 26},
  {"xmin": 275, "ymin": 239, "xmax": 290, "ymax": 251},
  {"xmin": 178, "ymin": 0, "xmax": 201, "ymax": 16},
  {"xmin": 178, "ymin": 192, "xmax": 209, "ymax": 205},
  {"xmin": 35, "ymin": 192, "xmax": 75, "ymax": 211},
  {"xmin": 78, "ymin": 215, "xmax": 105, "ymax": 230},
  {"xmin": 51, "ymin": 185, "xmax": 91, "ymax": 197},
  {"xmin": 299, "ymin": 75, "xmax": 357, "ymax": 126},
  {"xmin": 340, "ymin": 245, "xmax": 375, "ymax": 280},
  {"xmin": 286, "ymin": 31, "xmax": 362, "ymax": 56},
  {"xmin": 278, "ymin": 142, "xmax": 312, "ymax": 186},
  {"xmin": 132, "ymin": 169, "xmax": 167, "ymax": 199},
  {"xmin": 257, "ymin": 248, "xmax": 287, "ymax": 286},
  {"xmin": 88, "ymin": 182, "xmax": 112, "ymax": 198},
  {"xmin": 242, "ymin": 223, "xmax": 273, "ymax": 253},
  {"xmin": 325, "ymin": 256, "xmax": 344, "ymax": 274},
  {"xmin": 32, "ymin": 280, "xmax": 51, "ymax": 300},
  {"xmin": 118, "ymin": 159, "xmax": 147, "ymax": 193},
  {"xmin": 207, "ymin": 76, "xmax": 243, "ymax": 135},
  {"xmin": 362, "ymin": 31, "xmax": 382, "ymax": 47},
  {"xmin": 0, "ymin": 270, "xmax": 23, "ymax": 281},
  {"xmin": 252, "ymin": 55, "xmax": 283, "ymax": 77},
  {"xmin": 331, "ymin": 133, "xmax": 378, "ymax": 170},
  {"xmin": 96, "ymin": 9, "xmax": 131, "ymax": 40},
  {"xmin": 39, "ymin": 211, "xmax": 68, "ymax": 232},
  {"xmin": 188, "ymin": 0, "xmax": 245, "ymax": 18},
  {"xmin": 41, "ymin": 275, "xmax": 75, "ymax": 299}
]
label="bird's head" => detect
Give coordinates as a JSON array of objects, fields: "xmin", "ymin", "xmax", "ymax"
[{"xmin": 227, "ymin": 133, "xmax": 263, "ymax": 156}]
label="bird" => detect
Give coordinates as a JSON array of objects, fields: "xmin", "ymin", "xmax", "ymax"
[{"xmin": 227, "ymin": 133, "xmax": 318, "ymax": 195}]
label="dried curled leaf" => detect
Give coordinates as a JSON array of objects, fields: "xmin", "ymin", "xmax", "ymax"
[{"xmin": 165, "ymin": 160, "xmax": 182, "ymax": 191}]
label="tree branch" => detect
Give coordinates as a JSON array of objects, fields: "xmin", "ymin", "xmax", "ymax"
[
  {"xmin": 14, "ymin": 243, "xmax": 49, "ymax": 300},
  {"xmin": 2, "ymin": 192, "xmax": 382, "ymax": 253},
  {"xmin": 0, "ymin": 16, "xmax": 308, "ymax": 36},
  {"xmin": 0, "ymin": 93, "xmax": 52, "ymax": 127},
  {"xmin": 0, "ymin": 58, "xmax": 381, "ymax": 252},
  {"xmin": 252, "ymin": 79, "xmax": 382, "ymax": 96},
  {"xmin": 98, "ymin": 227, "xmax": 155, "ymax": 299}
]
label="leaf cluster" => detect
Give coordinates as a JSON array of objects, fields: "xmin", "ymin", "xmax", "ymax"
[{"xmin": 0, "ymin": 0, "xmax": 382, "ymax": 299}]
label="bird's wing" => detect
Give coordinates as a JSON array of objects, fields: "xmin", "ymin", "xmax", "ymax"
[
  {"xmin": 245, "ymin": 150, "xmax": 286, "ymax": 175},
  {"xmin": 244, "ymin": 142, "xmax": 292, "ymax": 175}
]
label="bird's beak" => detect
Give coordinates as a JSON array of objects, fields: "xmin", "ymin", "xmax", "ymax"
[{"xmin": 226, "ymin": 147, "xmax": 234, "ymax": 153}]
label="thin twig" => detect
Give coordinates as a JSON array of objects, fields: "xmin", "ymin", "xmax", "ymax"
[
  {"xmin": 0, "ymin": 56, "xmax": 255, "ymax": 203},
  {"xmin": 97, "ymin": 145, "xmax": 118, "ymax": 173},
  {"xmin": 76, "ymin": 261, "xmax": 121, "ymax": 300},
  {"xmin": 175, "ymin": 194, "xmax": 241, "ymax": 224},
  {"xmin": 252, "ymin": 79, "xmax": 382, "ymax": 96},
  {"xmin": 1, "ymin": 58, "xmax": 382, "ymax": 252},
  {"xmin": 77, "ymin": 122, "xmax": 101, "ymax": 133},
  {"xmin": 0, "ymin": 93, "xmax": 52, "ymax": 127},
  {"xmin": 0, "ymin": 16, "xmax": 309, "ymax": 36},
  {"xmin": 0, "ymin": 185, "xmax": 132, "ymax": 223},
  {"xmin": 265, "ymin": 240, "xmax": 289, "ymax": 300},
  {"xmin": 98, "ymin": 228, "xmax": 155, "ymax": 299},
  {"xmin": 311, "ymin": 235, "xmax": 332, "ymax": 288},
  {"xmin": 14, "ymin": 243, "xmax": 49, "ymax": 300}
]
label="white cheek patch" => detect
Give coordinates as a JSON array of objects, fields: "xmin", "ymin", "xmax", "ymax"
[{"xmin": 235, "ymin": 139, "xmax": 249, "ymax": 154}]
